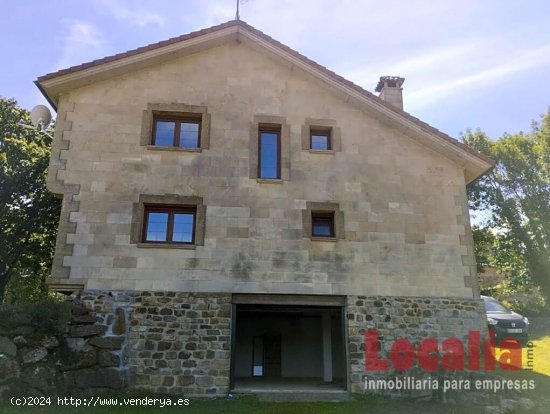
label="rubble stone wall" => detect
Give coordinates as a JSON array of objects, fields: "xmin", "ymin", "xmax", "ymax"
[
  {"xmin": 128, "ymin": 291, "xmax": 231, "ymax": 396},
  {"xmin": 0, "ymin": 290, "xmax": 232, "ymax": 398},
  {"xmin": 0, "ymin": 294, "xmax": 128, "ymax": 397},
  {"xmin": 346, "ymin": 295, "xmax": 487, "ymax": 393}
]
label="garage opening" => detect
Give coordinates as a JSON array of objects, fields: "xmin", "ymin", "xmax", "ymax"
[{"xmin": 231, "ymin": 295, "xmax": 347, "ymax": 392}]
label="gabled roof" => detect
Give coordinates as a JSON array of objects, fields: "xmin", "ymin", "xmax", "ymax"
[{"xmin": 36, "ymin": 19, "xmax": 494, "ymax": 183}]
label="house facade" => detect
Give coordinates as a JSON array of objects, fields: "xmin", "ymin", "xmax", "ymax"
[{"xmin": 37, "ymin": 21, "xmax": 494, "ymax": 395}]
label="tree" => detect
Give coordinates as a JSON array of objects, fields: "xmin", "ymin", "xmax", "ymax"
[
  {"xmin": 0, "ymin": 97, "xmax": 61, "ymax": 303},
  {"xmin": 463, "ymin": 109, "xmax": 550, "ymax": 301},
  {"xmin": 472, "ymin": 226, "xmax": 531, "ymax": 292}
]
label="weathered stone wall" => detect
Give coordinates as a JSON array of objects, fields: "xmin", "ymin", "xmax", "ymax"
[
  {"xmin": 1, "ymin": 291, "xmax": 232, "ymax": 398},
  {"xmin": 2, "ymin": 292, "xmax": 536, "ymax": 412},
  {"xmin": 128, "ymin": 292, "xmax": 231, "ymax": 396},
  {"xmin": 47, "ymin": 39, "xmax": 478, "ymax": 299},
  {"xmin": 74, "ymin": 290, "xmax": 132, "ymax": 389},
  {"xmin": 77, "ymin": 290, "xmax": 232, "ymax": 396},
  {"xmin": 346, "ymin": 295, "xmax": 487, "ymax": 393},
  {"xmin": 0, "ymin": 297, "xmax": 127, "ymax": 398}
]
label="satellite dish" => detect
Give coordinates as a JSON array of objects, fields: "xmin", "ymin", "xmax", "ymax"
[{"xmin": 30, "ymin": 105, "xmax": 52, "ymax": 131}]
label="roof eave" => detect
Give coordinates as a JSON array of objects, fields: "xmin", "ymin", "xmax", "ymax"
[
  {"xmin": 36, "ymin": 22, "xmax": 241, "ymax": 110},
  {"xmin": 34, "ymin": 79, "xmax": 58, "ymax": 111},
  {"xmin": 35, "ymin": 19, "xmax": 494, "ymax": 182},
  {"xmin": 235, "ymin": 27, "xmax": 494, "ymax": 182}
]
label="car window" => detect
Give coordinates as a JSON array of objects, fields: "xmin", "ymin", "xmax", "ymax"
[{"xmin": 484, "ymin": 300, "xmax": 511, "ymax": 313}]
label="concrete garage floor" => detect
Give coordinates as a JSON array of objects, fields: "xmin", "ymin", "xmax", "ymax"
[{"xmin": 231, "ymin": 377, "xmax": 351, "ymax": 401}]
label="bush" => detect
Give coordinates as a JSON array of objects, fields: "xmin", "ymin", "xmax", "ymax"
[
  {"xmin": 482, "ymin": 281, "xmax": 550, "ymax": 316},
  {"xmin": 0, "ymin": 299, "xmax": 71, "ymax": 335}
]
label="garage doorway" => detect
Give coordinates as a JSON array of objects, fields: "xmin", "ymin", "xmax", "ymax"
[{"xmin": 231, "ymin": 294, "xmax": 347, "ymax": 392}]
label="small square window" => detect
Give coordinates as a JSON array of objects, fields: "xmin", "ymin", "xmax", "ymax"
[
  {"xmin": 312, "ymin": 212, "xmax": 335, "ymax": 237},
  {"xmin": 144, "ymin": 206, "xmax": 196, "ymax": 244},
  {"xmin": 152, "ymin": 115, "xmax": 201, "ymax": 148},
  {"xmin": 310, "ymin": 129, "xmax": 331, "ymax": 150},
  {"xmin": 303, "ymin": 202, "xmax": 343, "ymax": 241},
  {"xmin": 301, "ymin": 121, "xmax": 340, "ymax": 153}
]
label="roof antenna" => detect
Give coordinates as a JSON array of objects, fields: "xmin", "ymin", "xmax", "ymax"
[{"xmin": 235, "ymin": 0, "xmax": 248, "ymax": 21}]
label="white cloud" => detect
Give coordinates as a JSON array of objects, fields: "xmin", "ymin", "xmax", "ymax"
[
  {"xmin": 176, "ymin": 0, "xmax": 235, "ymax": 28},
  {"xmin": 55, "ymin": 19, "xmax": 105, "ymax": 70},
  {"xmin": 405, "ymin": 44, "xmax": 550, "ymax": 111},
  {"xmin": 342, "ymin": 41, "xmax": 484, "ymax": 91},
  {"xmin": 44, "ymin": 1, "xmax": 550, "ymax": 121},
  {"xmin": 94, "ymin": 0, "xmax": 165, "ymax": 27},
  {"xmin": 386, "ymin": 43, "xmax": 481, "ymax": 77}
]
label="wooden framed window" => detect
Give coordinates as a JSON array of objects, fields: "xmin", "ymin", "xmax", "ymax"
[
  {"xmin": 152, "ymin": 114, "xmax": 201, "ymax": 148},
  {"xmin": 143, "ymin": 206, "xmax": 196, "ymax": 244},
  {"xmin": 310, "ymin": 128, "xmax": 331, "ymax": 151},
  {"xmin": 141, "ymin": 104, "xmax": 210, "ymax": 150},
  {"xmin": 258, "ymin": 125, "xmax": 281, "ymax": 179},
  {"xmin": 131, "ymin": 195, "xmax": 206, "ymax": 248},
  {"xmin": 312, "ymin": 211, "xmax": 335, "ymax": 238},
  {"xmin": 302, "ymin": 202, "xmax": 343, "ymax": 241},
  {"xmin": 301, "ymin": 119, "xmax": 341, "ymax": 152}
]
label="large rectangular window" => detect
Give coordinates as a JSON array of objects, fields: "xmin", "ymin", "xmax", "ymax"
[
  {"xmin": 131, "ymin": 195, "xmax": 206, "ymax": 248},
  {"xmin": 258, "ymin": 126, "xmax": 281, "ymax": 179},
  {"xmin": 144, "ymin": 206, "xmax": 196, "ymax": 244},
  {"xmin": 152, "ymin": 115, "xmax": 201, "ymax": 148}
]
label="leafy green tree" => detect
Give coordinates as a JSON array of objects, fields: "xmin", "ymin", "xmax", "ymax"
[
  {"xmin": 473, "ymin": 226, "xmax": 531, "ymax": 291},
  {"xmin": 464, "ymin": 109, "xmax": 550, "ymax": 301},
  {"xmin": 0, "ymin": 97, "xmax": 61, "ymax": 303}
]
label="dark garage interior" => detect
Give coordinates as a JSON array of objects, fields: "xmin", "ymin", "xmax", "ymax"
[{"xmin": 231, "ymin": 303, "xmax": 347, "ymax": 391}]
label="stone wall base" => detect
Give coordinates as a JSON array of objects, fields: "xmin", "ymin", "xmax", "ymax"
[
  {"xmin": 346, "ymin": 295, "xmax": 487, "ymax": 393},
  {"xmin": 3, "ymin": 291, "xmax": 492, "ymax": 400},
  {"xmin": 78, "ymin": 290, "xmax": 232, "ymax": 396}
]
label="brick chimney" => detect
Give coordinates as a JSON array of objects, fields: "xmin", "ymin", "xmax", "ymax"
[{"xmin": 375, "ymin": 76, "xmax": 405, "ymax": 110}]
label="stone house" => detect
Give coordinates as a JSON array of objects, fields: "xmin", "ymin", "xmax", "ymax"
[{"xmin": 36, "ymin": 20, "xmax": 494, "ymax": 395}]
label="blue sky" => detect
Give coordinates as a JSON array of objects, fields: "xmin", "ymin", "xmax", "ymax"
[{"xmin": 1, "ymin": 0, "xmax": 549, "ymax": 139}]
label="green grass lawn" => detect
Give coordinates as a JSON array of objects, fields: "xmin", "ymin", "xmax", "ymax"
[
  {"xmin": 1, "ymin": 382, "xmax": 546, "ymax": 414},
  {"xmin": 0, "ymin": 394, "xmax": 491, "ymax": 414},
  {"xmin": 2, "ymin": 318, "xmax": 549, "ymax": 414},
  {"xmin": 493, "ymin": 316, "xmax": 550, "ymax": 375},
  {"xmin": 492, "ymin": 316, "xmax": 550, "ymax": 412},
  {"xmin": 526, "ymin": 317, "xmax": 550, "ymax": 375},
  {"xmin": 529, "ymin": 334, "xmax": 550, "ymax": 375}
]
